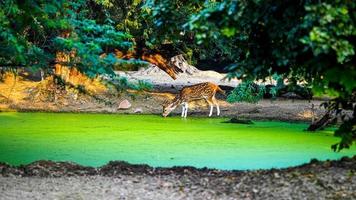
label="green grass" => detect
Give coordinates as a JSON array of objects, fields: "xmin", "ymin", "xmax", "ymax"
[{"xmin": 0, "ymin": 112, "xmax": 355, "ymax": 170}]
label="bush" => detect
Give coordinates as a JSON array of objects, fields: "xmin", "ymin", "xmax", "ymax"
[{"xmin": 227, "ymin": 81, "xmax": 266, "ymax": 104}]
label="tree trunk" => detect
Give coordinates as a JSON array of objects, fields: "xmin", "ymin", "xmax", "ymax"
[{"xmin": 307, "ymin": 111, "xmax": 333, "ymax": 131}]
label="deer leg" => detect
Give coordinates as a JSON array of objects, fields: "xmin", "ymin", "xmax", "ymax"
[
  {"xmin": 184, "ymin": 102, "xmax": 189, "ymax": 118},
  {"xmin": 207, "ymin": 99, "xmax": 214, "ymax": 117},
  {"xmin": 181, "ymin": 104, "xmax": 186, "ymax": 117},
  {"xmin": 212, "ymin": 96, "xmax": 220, "ymax": 116}
]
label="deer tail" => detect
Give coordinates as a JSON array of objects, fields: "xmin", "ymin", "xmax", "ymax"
[{"xmin": 216, "ymin": 86, "xmax": 226, "ymax": 96}]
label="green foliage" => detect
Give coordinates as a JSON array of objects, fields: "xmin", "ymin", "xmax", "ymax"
[
  {"xmin": 98, "ymin": 0, "xmax": 148, "ymax": 39},
  {"xmin": 142, "ymin": 0, "xmax": 202, "ymax": 45},
  {"xmin": 0, "ymin": 0, "xmax": 134, "ymax": 78},
  {"xmin": 94, "ymin": 0, "xmax": 114, "ymax": 8},
  {"xmin": 96, "ymin": 0, "xmax": 238, "ymax": 67},
  {"xmin": 134, "ymin": 80, "xmax": 153, "ymax": 91},
  {"xmin": 52, "ymin": 17, "xmax": 133, "ymax": 77},
  {"xmin": 321, "ymin": 99, "xmax": 356, "ymax": 151},
  {"xmin": 227, "ymin": 81, "xmax": 266, "ymax": 104},
  {"xmin": 185, "ymin": 0, "xmax": 355, "ymax": 97},
  {"xmin": 333, "ymin": 117, "xmax": 355, "ymax": 151},
  {"xmin": 269, "ymin": 73, "xmax": 285, "ymax": 99},
  {"xmin": 301, "ymin": 2, "xmax": 355, "ymax": 64},
  {"xmin": 109, "ymin": 76, "xmax": 152, "ymax": 93},
  {"xmin": 148, "ymin": 0, "xmax": 355, "ymax": 150}
]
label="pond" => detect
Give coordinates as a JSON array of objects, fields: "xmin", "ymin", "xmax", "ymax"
[{"xmin": 0, "ymin": 112, "xmax": 355, "ymax": 170}]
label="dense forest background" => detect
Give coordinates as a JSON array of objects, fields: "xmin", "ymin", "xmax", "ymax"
[{"xmin": 0, "ymin": 0, "xmax": 355, "ymax": 150}]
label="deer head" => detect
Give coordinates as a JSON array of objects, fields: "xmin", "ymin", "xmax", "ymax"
[{"xmin": 162, "ymin": 99, "xmax": 179, "ymax": 117}]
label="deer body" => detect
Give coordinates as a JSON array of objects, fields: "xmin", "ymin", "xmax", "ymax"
[{"xmin": 162, "ymin": 82, "xmax": 225, "ymax": 118}]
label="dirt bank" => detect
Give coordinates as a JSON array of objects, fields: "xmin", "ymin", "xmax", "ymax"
[
  {"xmin": 0, "ymin": 73, "xmax": 326, "ymax": 122},
  {"xmin": 0, "ymin": 157, "xmax": 355, "ymax": 200}
]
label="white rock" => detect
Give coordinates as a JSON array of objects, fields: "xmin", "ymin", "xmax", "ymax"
[
  {"xmin": 274, "ymin": 172, "xmax": 280, "ymax": 178},
  {"xmin": 118, "ymin": 99, "xmax": 131, "ymax": 110},
  {"xmin": 134, "ymin": 108, "xmax": 143, "ymax": 113}
]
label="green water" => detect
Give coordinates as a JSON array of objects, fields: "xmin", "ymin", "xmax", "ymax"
[{"xmin": 0, "ymin": 112, "xmax": 355, "ymax": 170}]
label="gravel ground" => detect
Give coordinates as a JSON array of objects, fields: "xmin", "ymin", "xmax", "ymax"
[{"xmin": 0, "ymin": 157, "xmax": 355, "ymax": 200}]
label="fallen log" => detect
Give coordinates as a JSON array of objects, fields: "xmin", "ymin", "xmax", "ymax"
[
  {"xmin": 307, "ymin": 111, "xmax": 335, "ymax": 131},
  {"xmin": 224, "ymin": 117, "xmax": 254, "ymax": 124}
]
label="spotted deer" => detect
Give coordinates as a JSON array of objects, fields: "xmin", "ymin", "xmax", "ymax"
[{"xmin": 162, "ymin": 82, "xmax": 225, "ymax": 118}]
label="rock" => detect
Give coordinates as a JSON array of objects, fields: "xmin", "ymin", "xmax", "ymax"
[
  {"xmin": 169, "ymin": 54, "xmax": 200, "ymax": 75},
  {"xmin": 274, "ymin": 172, "xmax": 280, "ymax": 178},
  {"xmin": 99, "ymin": 161, "xmax": 152, "ymax": 176},
  {"xmin": 135, "ymin": 65, "xmax": 166, "ymax": 76},
  {"xmin": 196, "ymin": 70, "xmax": 224, "ymax": 78},
  {"xmin": 118, "ymin": 99, "xmax": 131, "ymax": 110},
  {"xmin": 134, "ymin": 108, "xmax": 143, "ymax": 113},
  {"xmin": 0, "ymin": 162, "xmax": 9, "ymax": 173},
  {"xmin": 23, "ymin": 160, "xmax": 96, "ymax": 177},
  {"xmin": 73, "ymin": 93, "xmax": 78, "ymax": 100},
  {"xmin": 281, "ymin": 92, "xmax": 302, "ymax": 99},
  {"xmin": 133, "ymin": 54, "xmax": 200, "ymax": 76},
  {"xmin": 224, "ymin": 117, "xmax": 254, "ymax": 124},
  {"xmin": 0, "ymin": 162, "xmax": 24, "ymax": 176}
]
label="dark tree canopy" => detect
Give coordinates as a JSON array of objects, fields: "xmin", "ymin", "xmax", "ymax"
[{"xmin": 145, "ymin": 0, "xmax": 356, "ymax": 150}]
